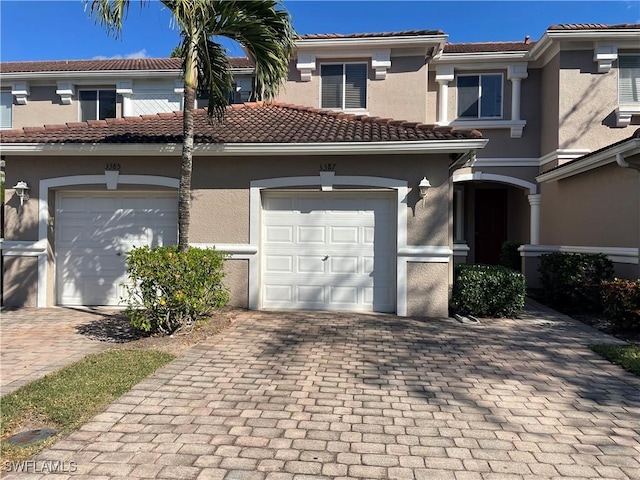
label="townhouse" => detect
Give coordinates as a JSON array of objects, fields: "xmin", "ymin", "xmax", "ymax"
[{"xmin": 1, "ymin": 23, "xmax": 639, "ymax": 313}]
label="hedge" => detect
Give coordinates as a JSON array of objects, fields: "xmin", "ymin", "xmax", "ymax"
[{"xmin": 450, "ymin": 264, "xmax": 525, "ymax": 318}]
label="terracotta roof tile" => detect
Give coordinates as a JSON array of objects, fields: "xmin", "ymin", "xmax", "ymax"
[
  {"xmin": 0, "ymin": 57, "xmax": 253, "ymax": 73},
  {"xmin": 0, "ymin": 102, "xmax": 482, "ymax": 145},
  {"xmin": 298, "ymin": 29, "xmax": 444, "ymax": 39},
  {"xmin": 548, "ymin": 23, "xmax": 640, "ymax": 30},
  {"xmin": 444, "ymin": 42, "xmax": 535, "ymax": 53}
]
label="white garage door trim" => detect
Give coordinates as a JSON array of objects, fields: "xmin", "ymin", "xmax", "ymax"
[
  {"xmin": 261, "ymin": 191, "xmax": 396, "ymax": 312},
  {"xmin": 55, "ymin": 190, "xmax": 178, "ymax": 306},
  {"xmin": 36, "ymin": 175, "xmax": 179, "ymax": 307},
  {"xmin": 249, "ymin": 175, "xmax": 409, "ymax": 314}
]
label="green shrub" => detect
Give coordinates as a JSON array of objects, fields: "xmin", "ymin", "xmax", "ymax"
[
  {"xmin": 601, "ymin": 278, "xmax": 640, "ymax": 332},
  {"xmin": 450, "ymin": 264, "xmax": 525, "ymax": 318},
  {"xmin": 539, "ymin": 252, "xmax": 614, "ymax": 313},
  {"xmin": 123, "ymin": 246, "xmax": 229, "ymax": 334},
  {"xmin": 499, "ymin": 241, "xmax": 522, "ymax": 271}
]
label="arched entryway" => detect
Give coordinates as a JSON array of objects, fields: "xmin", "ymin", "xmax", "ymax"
[{"xmin": 452, "ymin": 172, "xmax": 538, "ymax": 265}]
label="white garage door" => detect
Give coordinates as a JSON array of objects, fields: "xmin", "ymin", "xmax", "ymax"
[
  {"xmin": 56, "ymin": 191, "xmax": 178, "ymax": 306},
  {"xmin": 262, "ymin": 192, "xmax": 396, "ymax": 312}
]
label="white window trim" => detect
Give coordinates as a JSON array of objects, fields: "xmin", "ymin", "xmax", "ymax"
[
  {"xmin": 616, "ymin": 54, "xmax": 640, "ymax": 126},
  {"xmin": 319, "ymin": 62, "xmax": 368, "ymax": 113},
  {"xmin": 0, "ymin": 90, "xmax": 13, "ymax": 130},
  {"xmin": 77, "ymin": 88, "xmax": 117, "ymax": 121},
  {"xmin": 456, "ymin": 73, "xmax": 504, "ymax": 120}
]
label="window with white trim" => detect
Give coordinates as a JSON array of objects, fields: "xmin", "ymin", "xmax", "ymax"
[
  {"xmin": 79, "ymin": 89, "xmax": 117, "ymax": 121},
  {"xmin": 320, "ymin": 63, "xmax": 367, "ymax": 110},
  {"xmin": 619, "ymin": 55, "xmax": 640, "ymax": 104},
  {"xmin": 457, "ymin": 74, "xmax": 503, "ymax": 119},
  {"xmin": 0, "ymin": 90, "xmax": 12, "ymax": 129}
]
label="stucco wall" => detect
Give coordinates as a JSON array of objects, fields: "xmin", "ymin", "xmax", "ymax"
[
  {"xmin": 224, "ymin": 259, "xmax": 249, "ymax": 308},
  {"xmin": 539, "ymin": 162, "xmax": 639, "ymax": 247},
  {"xmin": 276, "ymin": 55, "xmax": 428, "ymax": 122},
  {"xmin": 3, "ymin": 152, "xmax": 452, "ymax": 312},
  {"xmin": 10, "ymin": 85, "xmax": 124, "ymax": 130},
  {"xmin": 540, "ymin": 53, "xmax": 560, "ymax": 156},
  {"xmin": 406, "ymin": 262, "xmax": 449, "ymax": 317},
  {"xmin": 558, "ymin": 50, "xmax": 634, "ymax": 151},
  {"xmin": 2, "ymin": 256, "xmax": 38, "ymax": 307}
]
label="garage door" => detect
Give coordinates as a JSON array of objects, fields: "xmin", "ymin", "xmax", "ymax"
[
  {"xmin": 56, "ymin": 191, "xmax": 178, "ymax": 306},
  {"xmin": 262, "ymin": 192, "xmax": 396, "ymax": 312}
]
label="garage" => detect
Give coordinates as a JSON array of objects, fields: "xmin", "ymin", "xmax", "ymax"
[
  {"xmin": 55, "ymin": 191, "xmax": 178, "ymax": 306},
  {"xmin": 261, "ymin": 191, "xmax": 396, "ymax": 312}
]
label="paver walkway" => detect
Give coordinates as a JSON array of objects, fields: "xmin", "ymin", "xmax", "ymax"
[
  {"xmin": 2, "ymin": 300, "xmax": 640, "ymax": 479},
  {"xmin": 0, "ymin": 308, "xmax": 118, "ymax": 395}
]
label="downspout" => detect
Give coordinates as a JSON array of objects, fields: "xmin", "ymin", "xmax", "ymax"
[{"xmin": 616, "ymin": 152, "xmax": 640, "ymax": 172}]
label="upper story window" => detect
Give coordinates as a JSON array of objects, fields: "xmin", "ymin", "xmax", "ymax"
[
  {"xmin": 0, "ymin": 90, "xmax": 12, "ymax": 129},
  {"xmin": 79, "ymin": 89, "xmax": 117, "ymax": 121},
  {"xmin": 457, "ymin": 74, "xmax": 503, "ymax": 119},
  {"xmin": 320, "ymin": 63, "xmax": 367, "ymax": 110},
  {"xmin": 619, "ymin": 55, "xmax": 640, "ymax": 104}
]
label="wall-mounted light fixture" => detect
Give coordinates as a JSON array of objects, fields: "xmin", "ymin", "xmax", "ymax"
[
  {"xmin": 418, "ymin": 176, "xmax": 431, "ymax": 206},
  {"xmin": 13, "ymin": 181, "xmax": 30, "ymax": 206}
]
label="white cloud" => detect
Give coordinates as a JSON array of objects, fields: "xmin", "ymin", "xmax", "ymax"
[{"xmin": 92, "ymin": 49, "xmax": 150, "ymax": 60}]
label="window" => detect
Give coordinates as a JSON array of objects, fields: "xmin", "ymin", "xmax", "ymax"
[
  {"xmin": 79, "ymin": 90, "xmax": 117, "ymax": 121},
  {"xmin": 619, "ymin": 55, "xmax": 640, "ymax": 103},
  {"xmin": 320, "ymin": 63, "xmax": 367, "ymax": 110},
  {"xmin": 457, "ymin": 74, "xmax": 503, "ymax": 119},
  {"xmin": 0, "ymin": 91, "xmax": 12, "ymax": 129}
]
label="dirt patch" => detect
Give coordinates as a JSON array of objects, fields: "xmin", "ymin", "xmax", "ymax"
[{"xmin": 75, "ymin": 307, "xmax": 246, "ymax": 356}]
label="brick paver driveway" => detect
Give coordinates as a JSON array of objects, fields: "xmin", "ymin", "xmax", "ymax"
[
  {"xmin": 3, "ymin": 300, "xmax": 640, "ymax": 479},
  {"xmin": 0, "ymin": 308, "xmax": 116, "ymax": 395}
]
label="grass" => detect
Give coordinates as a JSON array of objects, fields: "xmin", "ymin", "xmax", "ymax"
[
  {"xmin": 0, "ymin": 349, "xmax": 174, "ymax": 466},
  {"xmin": 589, "ymin": 344, "xmax": 640, "ymax": 376}
]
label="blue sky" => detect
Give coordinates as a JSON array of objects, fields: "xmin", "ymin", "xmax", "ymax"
[{"xmin": 1, "ymin": 1, "xmax": 638, "ymax": 62}]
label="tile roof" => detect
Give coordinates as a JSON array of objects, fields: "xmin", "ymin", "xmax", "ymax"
[
  {"xmin": 0, "ymin": 57, "xmax": 253, "ymax": 73},
  {"xmin": 298, "ymin": 29, "xmax": 444, "ymax": 39},
  {"xmin": 548, "ymin": 23, "xmax": 640, "ymax": 30},
  {"xmin": 0, "ymin": 102, "xmax": 482, "ymax": 145},
  {"xmin": 444, "ymin": 42, "xmax": 535, "ymax": 53}
]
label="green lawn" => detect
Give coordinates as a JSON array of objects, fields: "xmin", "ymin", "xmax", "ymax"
[
  {"xmin": 589, "ymin": 344, "xmax": 640, "ymax": 376},
  {"xmin": 1, "ymin": 349, "xmax": 174, "ymax": 466}
]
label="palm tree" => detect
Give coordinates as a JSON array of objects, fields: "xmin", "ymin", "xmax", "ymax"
[{"xmin": 86, "ymin": 0, "xmax": 295, "ymax": 251}]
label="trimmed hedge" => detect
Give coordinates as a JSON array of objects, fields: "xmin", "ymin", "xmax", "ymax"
[
  {"xmin": 123, "ymin": 246, "xmax": 229, "ymax": 334},
  {"xmin": 539, "ymin": 252, "xmax": 614, "ymax": 312},
  {"xmin": 601, "ymin": 279, "xmax": 640, "ymax": 332},
  {"xmin": 451, "ymin": 264, "xmax": 525, "ymax": 318}
]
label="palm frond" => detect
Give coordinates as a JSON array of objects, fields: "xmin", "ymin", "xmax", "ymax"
[{"xmin": 84, "ymin": 0, "xmax": 140, "ymax": 38}]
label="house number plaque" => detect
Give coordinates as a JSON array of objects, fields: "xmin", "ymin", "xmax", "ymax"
[
  {"xmin": 319, "ymin": 163, "xmax": 336, "ymax": 172},
  {"xmin": 105, "ymin": 163, "xmax": 121, "ymax": 171}
]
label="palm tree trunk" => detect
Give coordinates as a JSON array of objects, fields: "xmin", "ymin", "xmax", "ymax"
[{"xmin": 178, "ymin": 43, "xmax": 197, "ymax": 252}]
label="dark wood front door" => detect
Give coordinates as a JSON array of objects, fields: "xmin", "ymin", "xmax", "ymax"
[{"xmin": 475, "ymin": 189, "xmax": 507, "ymax": 265}]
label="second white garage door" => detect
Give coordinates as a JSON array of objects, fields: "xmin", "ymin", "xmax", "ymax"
[{"xmin": 262, "ymin": 192, "xmax": 396, "ymax": 312}]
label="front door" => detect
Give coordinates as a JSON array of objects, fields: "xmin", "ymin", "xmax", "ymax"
[{"xmin": 474, "ymin": 188, "xmax": 507, "ymax": 265}]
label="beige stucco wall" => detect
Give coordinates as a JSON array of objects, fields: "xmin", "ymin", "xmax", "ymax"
[
  {"xmin": 276, "ymin": 55, "xmax": 428, "ymax": 122},
  {"xmin": 9, "ymin": 85, "xmax": 124, "ymax": 129},
  {"xmin": 406, "ymin": 262, "xmax": 449, "ymax": 317},
  {"xmin": 2, "ymin": 256, "xmax": 38, "ymax": 307},
  {"xmin": 425, "ymin": 68, "xmax": 542, "ymax": 160},
  {"xmin": 558, "ymin": 50, "xmax": 636, "ymax": 151},
  {"xmin": 539, "ymin": 162, "xmax": 639, "ymax": 247},
  {"xmin": 3, "ymin": 152, "xmax": 452, "ymax": 312},
  {"xmin": 224, "ymin": 259, "xmax": 248, "ymax": 307},
  {"xmin": 540, "ymin": 53, "xmax": 560, "ymax": 156}
]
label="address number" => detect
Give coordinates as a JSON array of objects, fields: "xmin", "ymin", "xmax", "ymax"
[
  {"xmin": 319, "ymin": 163, "xmax": 336, "ymax": 172},
  {"xmin": 105, "ymin": 163, "xmax": 121, "ymax": 171}
]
